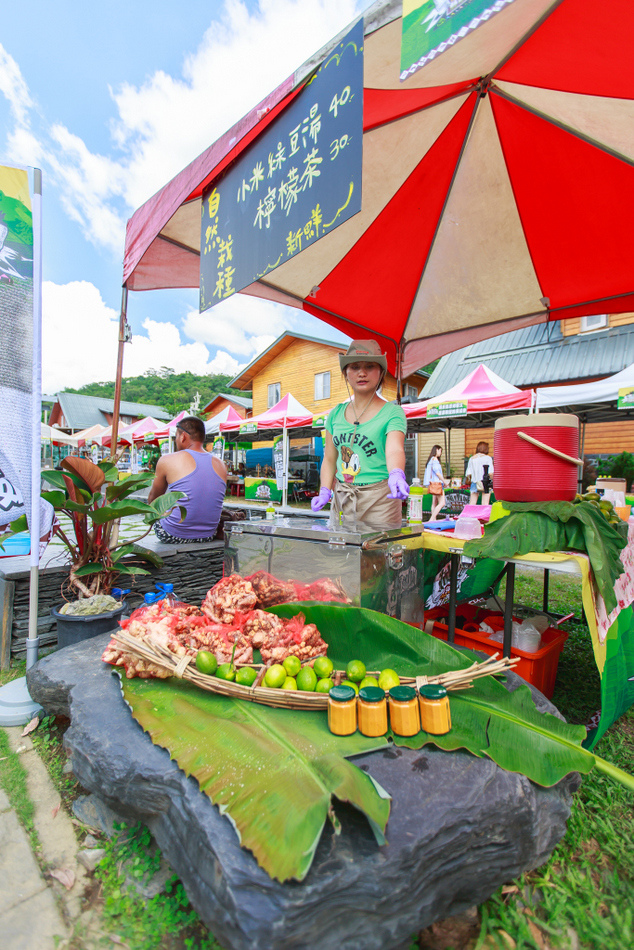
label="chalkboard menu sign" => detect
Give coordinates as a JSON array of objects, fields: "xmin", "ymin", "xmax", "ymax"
[{"xmin": 200, "ymin": 19, "xmax": 363, "ymax": 311}]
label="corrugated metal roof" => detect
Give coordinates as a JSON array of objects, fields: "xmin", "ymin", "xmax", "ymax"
[
  {"xmin": 422, "ymin": 322, "xmax": 634, "ymax": 397},
  {"xmin": 57, "ymin": 393, "xmax": 171, "ymax": 428}
]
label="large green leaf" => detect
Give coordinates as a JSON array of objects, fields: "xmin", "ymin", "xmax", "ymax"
[
  {"xmin": 463, "ymin": 502, "xmax": 627, "ymax": 612},
  {"xmin": 105, "ymin": 473, "xmax": 154, "ymax": 501},
  {"xmin": 141, "ymin": 491, "xmax": 186, "ymax": 524},
  {"xmin": 111, "ymin": 543, "xmax": 164, "ymax": 568},
  {"xmin": 271, "ymin": 604, "xmax": 634, "ymax": 791},
  {"xmin": 89, "ymin": 499, "xmax": 155, "ymax": 525},
  {"xmin": 118, "ymin": 675, "xmax": 390, "ymax": 882}
]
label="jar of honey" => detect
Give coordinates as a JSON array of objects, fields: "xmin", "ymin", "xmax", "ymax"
[
  {"xmin": 357, "ymin": 686, "xmax": 388, "ymax": 737},
  {"xmin": 388, "ymin": 685, "xmax": 421, "ymax": 736},
  {"xmin": 418, "ymin": 684, "xmax": 452, "ymax": 735},
  {"xmin": 328, "ymin": 685, "xmax": 357, "ymax": 735}
]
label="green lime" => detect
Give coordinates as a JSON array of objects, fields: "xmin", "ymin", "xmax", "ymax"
[
  {"xmin": 296, "ymin": 666, "xmax": 318, "ymax": 692},
  {"xmin": 195, "ymin": 650, "xmax": 217, "ymax": 676},
  {"xmin": 346, "ymin": 659, "xmax": 366, "ymax": 683},
  {"xmin": 315, "ymin": 677, "xmax": 334, "ymax": 693},
  {"xmin": 282, "ymin": 677, "xmax": 298, "ymax": 690},
  {"xmin": 359, "ymin": 675, "xmax": 379, "ymax": 690},
  {"xmin": 283, "ymin": 655, "xmax": 301, "ymax": 677},
  {"xmin": 341, "ymin": 679, "xmax": 359, "ymax": 694},
  {"xmin": 264, "ymin": 664, "xmax": 287, "ymax": 689},
  {"xmin": 235, "ymin": 666, "xmax": 258, "ymax": 687},
  {"xmin": 216, "ymin": 662, "xmax": 235, "ymax": 681},
  {"xmin": 313, "ymin": 656, "xmax": 334, "ymax": 679},
  {"xmin": 378, "ymin": 669, "xmax": 400, "ymax": 691}
]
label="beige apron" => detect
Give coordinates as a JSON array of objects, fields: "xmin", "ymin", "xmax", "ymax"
[{"xmin": 330, "ymin": 479, "xmax": 403, "ymax": 528}]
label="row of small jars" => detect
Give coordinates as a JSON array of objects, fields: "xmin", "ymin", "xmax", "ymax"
[{"xmin": 328, "ymin": 683, "xmax": 452, "ymax": 738}]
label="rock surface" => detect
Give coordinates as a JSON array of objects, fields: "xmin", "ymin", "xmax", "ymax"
[{"xmin": 27, "ymin": 636, "xmax": 580, "ymax": 950}]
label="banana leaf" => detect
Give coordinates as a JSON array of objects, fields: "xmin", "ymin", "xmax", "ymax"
[
  {"xmin": 272, "ymin": 604, "xmax": 634, "ymax": 792},
  {"xmin": 463, "ymin": 501, "xmax": 627, "ymax": 613},
  {"xmin": 118, "ymin": 674, "xmax": 391, "ymax": 882}
]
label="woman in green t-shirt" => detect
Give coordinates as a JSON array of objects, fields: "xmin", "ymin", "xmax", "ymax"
[{"xmin": 311, "ymin": 340, "xmax": 409, "ymax": 527}]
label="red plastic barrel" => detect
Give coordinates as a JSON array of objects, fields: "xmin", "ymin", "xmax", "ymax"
[{"xmin": 493, "ymin": 414, "xmax": 579, "ymax": 503}]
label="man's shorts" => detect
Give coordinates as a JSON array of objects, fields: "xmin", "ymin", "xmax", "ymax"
[{"xmin": 153, "ymin": 522, "xmax": 217, "ymax": 544}]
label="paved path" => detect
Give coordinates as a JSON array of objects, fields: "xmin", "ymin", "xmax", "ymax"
[{"xmin": 0, "ymin": 726, "xmax": 90, "ymax": 949}]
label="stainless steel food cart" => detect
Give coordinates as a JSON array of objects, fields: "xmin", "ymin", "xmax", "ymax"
[{"xmin": 224, "ymin": 517, "xmax": 425, "ymax": 623}]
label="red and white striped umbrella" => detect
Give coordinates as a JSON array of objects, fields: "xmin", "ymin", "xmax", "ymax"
[{"xmin": 123, "ymin": 0, "xmax": 634, "ymax": 377}]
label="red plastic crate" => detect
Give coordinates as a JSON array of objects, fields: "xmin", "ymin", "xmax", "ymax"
[{"xmin": 424, "ymin": 613, "xmax": 568, "ymax": 699}]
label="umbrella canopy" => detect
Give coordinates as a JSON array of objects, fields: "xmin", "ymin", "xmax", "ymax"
[
  {"xmin": 405, "ymin": 363, "xmax": 535, "ymax": 422},
  {"xmin": 40, "ymin": 423, "xmax": 79, "ymax": 447},
  {"xmin": 204, "ymin": 405, "xmax": 243, "ymax": 436},
  {"xmin": 122, "ymin": 0, "xmax": 634, "ymax": 377},
  {"xmin": 220, "ymin": 393, "xmax": 314, "ymax": 438}
]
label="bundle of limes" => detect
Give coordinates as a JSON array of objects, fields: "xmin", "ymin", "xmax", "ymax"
[{"xmin": 194, "ymin": 649, "xmax": 402, "ymax": 694}]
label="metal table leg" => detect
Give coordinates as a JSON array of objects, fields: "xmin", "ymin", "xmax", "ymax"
[
  {"xmin": 543, "ymin": 568, "xmax": 550, "ymax": 614},
  {"xmin": 503, "ymin": 562, "xmax": 515, "ymax": 658},
  {"xmin": 447, "ymin": 553, "xmax": 460, "ymax": 644}
]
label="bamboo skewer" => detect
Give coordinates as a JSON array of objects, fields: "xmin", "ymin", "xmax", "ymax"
[{"xmin": 108, "ymin": 632, "xmax": 521, "ymax": 711}]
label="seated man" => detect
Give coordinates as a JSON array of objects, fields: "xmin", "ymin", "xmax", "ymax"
[{"xmin": 148, "ymin": 416, "xmax": 227, "ymax": 543}]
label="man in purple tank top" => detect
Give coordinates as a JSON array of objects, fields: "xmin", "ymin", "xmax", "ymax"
[{"xmin": 148, "ymin": 416, "xmax": 227, "ymax": 543}]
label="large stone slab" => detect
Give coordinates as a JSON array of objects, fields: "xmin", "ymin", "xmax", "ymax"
[{"xmin": 27, "ymin": 636, "xmax": 580, "ymax": 950}]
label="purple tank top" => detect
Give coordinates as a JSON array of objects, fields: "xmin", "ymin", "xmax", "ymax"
[{"xmin": 159, "ymin": 450, "xmax": 225, "ymax": 539}]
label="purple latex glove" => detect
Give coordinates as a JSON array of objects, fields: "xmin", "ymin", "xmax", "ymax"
[
  {"xmin": 311, "ymin": 487, "xmax": 332, "ymax": 511},
  {"xmin": 387, "ymin": 468, "xmax": 409, "ymax": 500}
]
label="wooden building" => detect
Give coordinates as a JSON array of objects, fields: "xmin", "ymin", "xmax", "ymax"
[
  {"xmin": 202, "ymin": 393, "xmax": 252, "ymax": 420},
  {"xmin": 228, "ymin": 332, "xmax": 428, "ymax": 476}
]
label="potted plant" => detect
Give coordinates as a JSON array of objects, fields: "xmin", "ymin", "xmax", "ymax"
[{"xmin": 38, "ymin": 456, "xmax": 185, "ymax": 647}]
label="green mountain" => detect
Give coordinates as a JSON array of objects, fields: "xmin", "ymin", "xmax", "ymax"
[{"xmin": 65, "ymin": 367, "xmax": 236, "ymax": 416}]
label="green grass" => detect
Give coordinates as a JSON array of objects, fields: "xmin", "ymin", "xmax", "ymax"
[
  {"xmin": 93, "ymin": 822, "xmax": 223, "ymax": 950},
  {"xmin": 473, "ymin": 567, "xmax": 634, "ymax": 950},
  {"xmin": 0, "ymin": 657, "xmax": 27, "ymax": 687},
  {"xmin": 0, "ymin": 727, "xmax": 39, "ymax": 851}
]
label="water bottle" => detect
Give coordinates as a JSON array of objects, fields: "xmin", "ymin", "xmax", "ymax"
[
  {"xmin": 407, "ymin": 478, "xmax": 424, "ymax": 524},
  {"xmin": 144, "ymin": 583, "xmax": 177, "ymax": 606}
]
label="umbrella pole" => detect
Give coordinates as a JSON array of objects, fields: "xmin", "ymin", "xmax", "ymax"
[
  {"xmin": 282, "ymin": 428, "xmax": 288, "ymax": 508},
  {"xmin": 111, "ymin": 284, "xmax": 129, "ymax": 460}
]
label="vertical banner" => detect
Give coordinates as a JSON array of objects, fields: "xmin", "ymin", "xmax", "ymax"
[
  {"xmin": 212, "ymin": 437, "xmax": 225, "ymax": 459},
  {"xmin": 0, "ymin": 165, "xmax": 36, "ymax": 547},
  {"xmin": 273, "ymin": 435, "xmax": 285, "ymax": 491},
  {"xmin": 400, "ymin": 0, "xmax": 520, "ymax": 81}
]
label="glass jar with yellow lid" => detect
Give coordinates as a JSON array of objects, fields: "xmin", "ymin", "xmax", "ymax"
[
  {"xmin": 328, "ymin": 684, "xmax": 357, "ymax": 736},
  {"xmin": 388, "ymin": 685, "xmax": 420, "ymax": 736},
  {"xmin": 418, "ymin": 684, "xmax": 451, "ymax": 735},
  {"xmin": 357, "ymin": 686, "xmax": 388, "ymax": 737}
]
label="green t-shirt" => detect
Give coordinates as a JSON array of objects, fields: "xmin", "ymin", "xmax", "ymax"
[{"xmin": 325, "ymin": 401, "xmax": 407, "ymax": 485}]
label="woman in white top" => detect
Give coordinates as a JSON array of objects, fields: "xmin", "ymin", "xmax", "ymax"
[
  {"xmin": 465, "ymin": 441, "xmax": 494, "ymax": 505},
  {"xmin": 423, "ymin": 444, "xmax": 447, "ymax": 521}
]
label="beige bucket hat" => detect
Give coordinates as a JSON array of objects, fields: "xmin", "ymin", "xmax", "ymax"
[{"xmin": 339, "ymin": 340, "xmax": 388, "ymax": 373}]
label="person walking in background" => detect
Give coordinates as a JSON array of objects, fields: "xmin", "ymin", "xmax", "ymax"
[
  {"xmin": 465, "ymin": 441, "xmax": 494, "ymax": 505},
  {"xmin": 423, "ymin": 444, "xmax": 446, "ymax": 521}
]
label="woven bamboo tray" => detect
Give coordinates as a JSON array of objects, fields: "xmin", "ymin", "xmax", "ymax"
[{"xmin": 110, "ymin": 630, "xmax": 519, "ymax": 711}]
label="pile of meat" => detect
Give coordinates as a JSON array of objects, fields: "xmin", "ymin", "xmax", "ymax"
[{"xmin": 102, "ymin": 572, "xmax": 333, "ymax": 679}]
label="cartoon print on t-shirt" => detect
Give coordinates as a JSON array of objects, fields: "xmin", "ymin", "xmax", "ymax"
[{"xmin": 340, "ymin": 445, "xmax": 361, "ymax": 483}]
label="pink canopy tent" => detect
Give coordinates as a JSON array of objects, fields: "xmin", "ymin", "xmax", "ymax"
[
  {"xmin": 220, "ymin": 393, "xmax": 313, "ymax": 437},
  {"xmin": 74, "ymin": 424, "xmax": 107, "ymax": 447},
  {"xmin": 204, "ymin": 405, "xmax": 243, "ymax": 436},
  {"xmin": 150, "ymin": 410, "xmax": 188, "ymax": 442},
  {"xmin": 119, "ymin": 0, "xmax": 634, "ymax": 384},
  {"xmin": 97, "ymin": 416, "xmax": 163, "ymax": 448},
  {"xmin": 221, "ymin": 394, "xmax": 315, "ymax": 507},
  {"xmin": 404, "ymin": 364, "xmax": 535, "ymax": 421}
]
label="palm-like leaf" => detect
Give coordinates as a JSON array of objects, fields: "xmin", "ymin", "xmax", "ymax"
[
  {"xmin": 119, "ymin": 675, "xmax": 390, "ymax": 882},
  {"xmin": 271, "ymin": 604, "xmax": 634, "ymax": 791}
]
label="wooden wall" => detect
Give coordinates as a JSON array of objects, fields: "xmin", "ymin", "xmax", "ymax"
[
  {"xmin": 249, "ymin": 338, "xmax": 421, "ymax": 415},
  {"xmin": 560, "ymin": 312, "xmax": 634, "ymax": 337},
  {"xmin": 417, "ymin": 430, "xmax": 466, "ymax": 480},
  {"xmin": 204, "ymin": 397, "xmax": 247, "ymax": 420}
]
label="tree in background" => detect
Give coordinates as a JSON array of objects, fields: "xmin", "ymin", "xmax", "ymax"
[{"xmin": 66, "ymin": 368, "xmax": 234, "ymax": 416}]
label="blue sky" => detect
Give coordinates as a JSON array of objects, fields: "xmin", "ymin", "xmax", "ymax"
[{"xmin": 1, "ymin": 0, "xmax": 361, "ymax": 392}]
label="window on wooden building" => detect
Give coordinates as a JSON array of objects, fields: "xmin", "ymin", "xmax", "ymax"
[
  {"xmin": 267, "ymin": 382, "xmax": 281, "ymax": 407},
  {"xmin": 314, "ymin": 371, "xmax": 331, "ymax": 401},
  {"xmin": 580, "ymin": 314, "xmax": 608, "ymax": 332}
]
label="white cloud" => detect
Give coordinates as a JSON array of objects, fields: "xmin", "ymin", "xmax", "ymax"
[
  {"xmin": 42, "ymin": 280, "xmax": 222, "ymax": 391},
  {"xmin": 183, "ymin": 293, "xmax": 294, "ymax": 355},
  {"xmin": 208, "ymin": 350, "xmax": 242, "ymax": 376},
  {"xmin": 33, "ymin": 0, "xmax": 360, "ymax": 253},
  {"xmin": 0, "ymin": 43, "xmax": 32, "ymax": 126}
]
